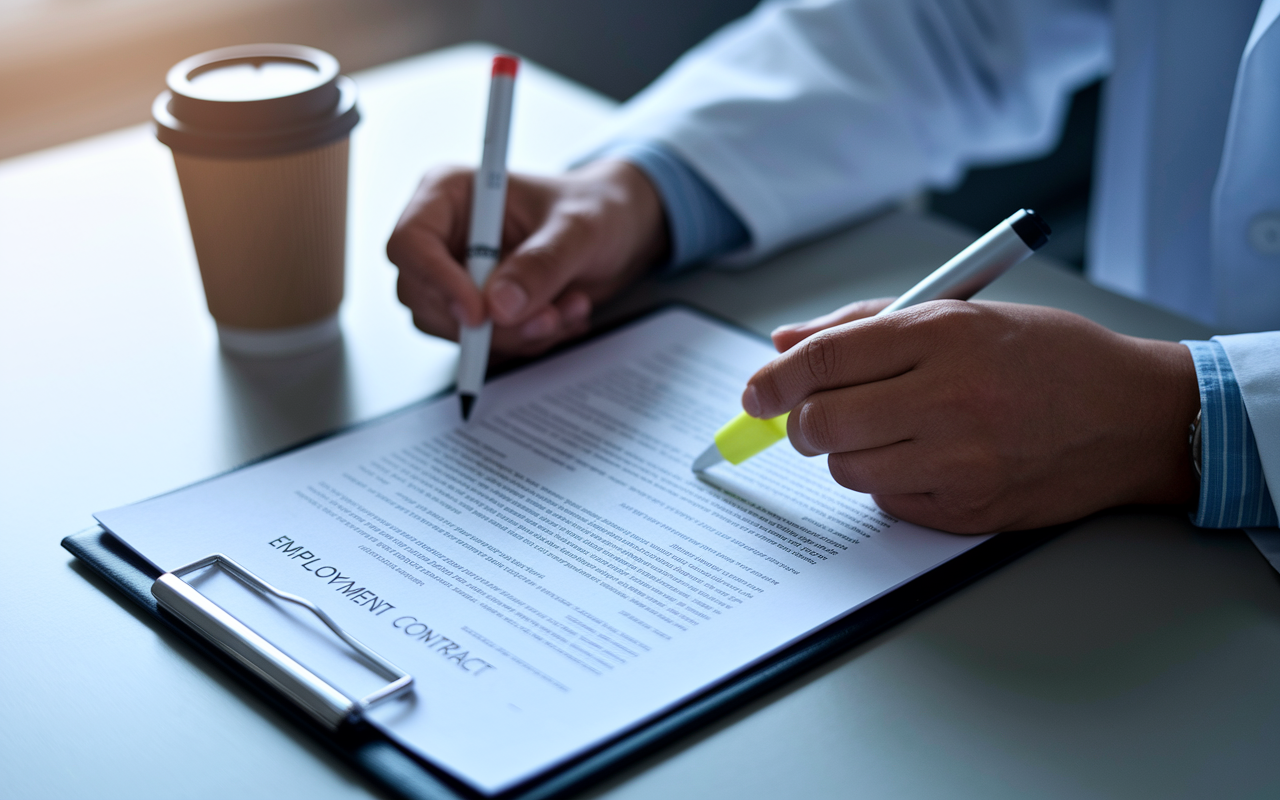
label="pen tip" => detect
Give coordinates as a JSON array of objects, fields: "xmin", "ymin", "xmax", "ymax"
[{"xmin": 460, "ymin": 394, "xmax": 475, "ymax": 421}]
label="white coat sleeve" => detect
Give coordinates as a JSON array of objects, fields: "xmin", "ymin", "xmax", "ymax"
[{"xmin": 580, "ymin": 0, "xmax": 1111, "ymax": 262}]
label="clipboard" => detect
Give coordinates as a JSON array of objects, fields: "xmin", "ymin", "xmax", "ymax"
[{"xmin": 63, "ymin": 304, "xmax": 1061, "ymax": 800}]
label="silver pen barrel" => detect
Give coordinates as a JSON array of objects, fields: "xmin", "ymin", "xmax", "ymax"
[{"xmin": 880, "ymin": 209, "xmax": 1050, "ymax": 315}]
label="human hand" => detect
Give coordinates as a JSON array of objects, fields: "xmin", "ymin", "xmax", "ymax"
[
  {"xmin": 387, "ymin": 159, "xmax": 668, "ymax": 357},
  {"xmin": 746, "ymin": 300, "xmax": 1200, "ymax": 533},
  {"xmin": 769, "ymin": 297, "xmax": 895, "ymax": 351}
]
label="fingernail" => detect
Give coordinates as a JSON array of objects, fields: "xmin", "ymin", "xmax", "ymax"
[
  {"xmin": 742, "ymin": 384, "xmax": 763, "ymax": 417},
  {"xmin": 450, "ymin": 301, "xmax": 470, "ymax": 326},
  {"xmin": 520, "ymin": 313, "xmax": 556, "ymax": 339},
  {"xmin": 771, "ymin": 323, "xmax": 800, "ymax": 336},
  {"xmin": 489, "ymin": 279, "xmax": 527, "ymax": 322}
]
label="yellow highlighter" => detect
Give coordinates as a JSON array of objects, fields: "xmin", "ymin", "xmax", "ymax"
[
  {"xmin": 692, "ymin": 411, "xmax": 790, "ymax": 471},
  {"xmin": 691, "ymin": 208, "xmax": 1050, "ymax": 472}
]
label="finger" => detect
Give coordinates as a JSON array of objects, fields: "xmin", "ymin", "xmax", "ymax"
[
  {"xmin": 519, "ymin": 290, "xmax": 591, "ymax": 340},
  {"xmin": 825, "ymin": 442, "xmax": 938, "ymax": 497},
  {"xmin": 488, "ymin": 290, "xmax": 593, "ymax": 355},
  {"xmin": 392, "ymin": 225, "xmax": 486, "ymax": 327},
  {"xmin": 489, "ymin": 300, "xmax": 593, "ymax": 356},
  {"xmin": 785, "ymin": 375, "xmax": 926, "ymax": 456},
  {"xmin": 771, "ymin": 297, "xmax": 896, "ymax": 352},
  {"xmin": 744, "ymin": 303, "xmax": 956, "ymax": 418},
  {"xmin": 397, "ymin": 272, "xmax": 461, "ymax": 340},
  {"xmin": 870, "ymin": 493, "xmax": 999, "ymax": 535},
  {"xmin": 386, "ymin": 170, "xmax": 486, "ymax": 326},
  {"xmin": 485, "ymin": 212, "xmax": 597, "ymax": 327}
]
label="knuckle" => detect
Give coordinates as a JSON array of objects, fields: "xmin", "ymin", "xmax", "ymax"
[
  {"xmin": 386, "ymin": 230, "xmax": 419, "ymax": 267},
  {"xmin": 750, "ymin": 371, "xmax": 784, "ymax": 413},
  {"xmin": 796, "ymin": 399, "xmax": 839, "ymax": 453},
  {"xmin": 386, "ymin": 234, "xmax": 405, "ymax": 265},
  {"xmin": 799, "ymin": 333, "xmax": 840, "ymax": 384},
  {"xmin": 906, "ymin": 299, "xmax": 977, "ymax": 338},
  {"xmin": 923, "ymin": 297, "xmax": 974, "ymax": 320}
]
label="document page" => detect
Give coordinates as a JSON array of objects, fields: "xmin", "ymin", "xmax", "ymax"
[{"xmin": 97, "ymin": 308, "xmax": 989, "ymax": 794}]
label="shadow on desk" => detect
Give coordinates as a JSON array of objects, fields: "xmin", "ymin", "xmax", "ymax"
[{"xmin": 217, "ymin": 337, "xmax": 354, "ymax": 465}]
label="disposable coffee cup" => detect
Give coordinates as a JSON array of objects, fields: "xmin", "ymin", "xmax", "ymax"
[{"xmin": 153, "ymin": 44, "xmax": 360, "ymax": 357}]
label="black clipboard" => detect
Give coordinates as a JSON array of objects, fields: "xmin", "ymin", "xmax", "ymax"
[{"xmin": 63, "ymin": 304, "xmax": 1060, "ymax": 800}]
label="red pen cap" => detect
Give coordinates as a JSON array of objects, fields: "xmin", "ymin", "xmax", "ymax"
[{"xmin": 492, "ymin": 55, "xmax": 519, "ymax": 77}]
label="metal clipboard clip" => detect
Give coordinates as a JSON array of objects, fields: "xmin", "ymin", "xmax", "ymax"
[{"xmin": 151, "ymin": 553, "xmax": 414, "ymax": 730}]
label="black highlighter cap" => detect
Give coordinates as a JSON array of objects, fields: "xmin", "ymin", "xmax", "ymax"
[
  {"xmin": 153, "ymin": 44, "xmax": 359, "ymax": 158},
  {"xmin": 1011, "ymin": 208, "xmax": 1052, "ymax": 251}
]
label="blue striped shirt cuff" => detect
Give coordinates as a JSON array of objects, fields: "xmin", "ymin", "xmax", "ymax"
[
  {"xmin": 1183, "ymin": 339, "xmax": 1279, "ymax": 528},
  {"xmin": 596, "ymin": 140, "xmax": 749, "ymax": 272}
]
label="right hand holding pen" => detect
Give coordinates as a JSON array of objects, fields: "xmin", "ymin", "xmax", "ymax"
[
  {"xmin": 745, "ymin": 300, "xmax": 1199, "ymax": 533},
  {"xmin": 387, "ymin": 159, "xmax": 669, "ymax": 357}
]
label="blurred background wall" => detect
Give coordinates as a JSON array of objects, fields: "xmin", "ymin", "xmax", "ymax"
[{"xmin": 0, "ymin": 0, "xmax": 1096, "ymax": 267}]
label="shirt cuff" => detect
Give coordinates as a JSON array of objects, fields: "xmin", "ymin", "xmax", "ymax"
[
  {"xmin": 594, "ymin": 140, "xmax": 749, "ymax": 272},
  {"xmin": 1183, "ymin": 339, "xmax": 1279, "ymax": 528}
]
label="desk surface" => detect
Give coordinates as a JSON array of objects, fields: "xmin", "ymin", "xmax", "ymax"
[{"xmin": 3, "ymin": 44, "xmax": 1279, "ymax": 800}]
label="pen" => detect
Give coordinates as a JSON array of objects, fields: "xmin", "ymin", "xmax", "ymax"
[
  {"xmin": 692, "ymin": 208, "xmax": 1051, "ymax": 471},
  {"xmin": 458, "ymin": 54, "xmax": 519, "ymax": 421}
]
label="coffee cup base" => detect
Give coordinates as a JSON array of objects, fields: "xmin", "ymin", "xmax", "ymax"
[{"xmin": 217, "ymin": 314, "xmax": 341, "ymax": 358}]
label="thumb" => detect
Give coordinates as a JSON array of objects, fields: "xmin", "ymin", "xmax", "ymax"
[
  {"xmin": 485, "ymin": 213, "xmax": 596, "ymax": 327},
  {"xmin": 771, "ymin": 297, "xmax": 895, "ymax": 352}
]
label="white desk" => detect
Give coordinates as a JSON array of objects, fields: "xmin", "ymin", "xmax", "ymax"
[{"xmin": 3, "ymin": 44, "xmax": 1279, "ymax": 800}]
